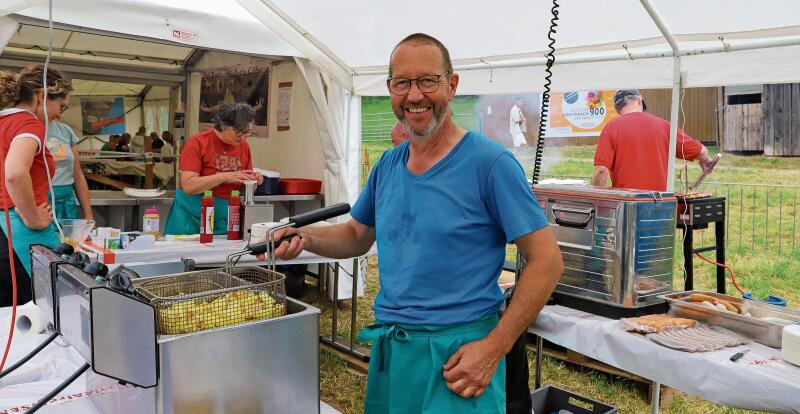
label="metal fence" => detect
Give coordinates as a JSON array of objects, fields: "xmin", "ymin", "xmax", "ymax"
[
  {"xmin": 362, "ymin": 111, "xmax": 480, "ymax": 144},
  {"xmin": 541, "ymin": 176, "xmax": 800, "ymax": 257}
]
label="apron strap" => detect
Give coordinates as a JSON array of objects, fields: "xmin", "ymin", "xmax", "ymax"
[{"xmin": 358, "ymin": 324, "xmax": 411, "ymax": 371}]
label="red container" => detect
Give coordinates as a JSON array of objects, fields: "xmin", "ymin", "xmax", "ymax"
[
  {"xmin": 227, "ymin": 190, "xmax": 242, "ymax": 240},
  {"xmin": 280, "ymin": 178, "xmax": 322, "ymax": 194},
  {"xmin": 200, "ymin": 190, "xmax": 215, "ymax": 244}
]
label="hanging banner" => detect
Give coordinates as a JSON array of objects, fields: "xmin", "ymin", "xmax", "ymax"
[
  {"xmin": 544, "ymin": 90, "xmax": 620, "ymax": 137},
  {"xmin": 199, "ymin": 64, "xmax": 270, "ymax": 138},
  {"xmin": 81, "ymin": 97, "xmax": 125, "ymax": 135}
]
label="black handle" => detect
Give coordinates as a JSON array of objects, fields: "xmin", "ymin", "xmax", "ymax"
[
  {"xmin": 247, "ymin": 235, "xmax": 299, "ymax": 256},
  {"xmin": 286, "ymin": 203, "xmax": 350, "ymax": 228}
]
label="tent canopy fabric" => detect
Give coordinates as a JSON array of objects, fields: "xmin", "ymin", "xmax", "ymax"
[
  {"xmin": 5, "ymin": 0, "xmax": 800, "ymax": 201},
  {"xmin": 7, "ymin": 0, "xmax": 800, "ymax": 95}
]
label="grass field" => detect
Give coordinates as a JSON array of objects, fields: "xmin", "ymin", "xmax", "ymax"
[{"xmin": 314, "ymin": 100, "xmax": 798, "ymax": 414}]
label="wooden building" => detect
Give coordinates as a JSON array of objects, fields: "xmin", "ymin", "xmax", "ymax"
[{"xmin": 721, "ymin": 83, "xmax": 800, "ymax": 156}]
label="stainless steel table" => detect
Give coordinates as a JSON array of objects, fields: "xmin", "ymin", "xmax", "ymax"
[{"xmin": 86, "ymin": 191, "xmax": 323, "ymax": 232}]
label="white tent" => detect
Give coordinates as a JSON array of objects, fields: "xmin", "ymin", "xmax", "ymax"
[{"xmin": 4, "ymin": 0, "xmax": 800, "ymax": 199}]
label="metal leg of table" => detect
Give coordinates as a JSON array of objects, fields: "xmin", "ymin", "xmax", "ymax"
[
  {"xmin": 350, "ymin": 258, "xmax": 358, "ymax": 353},
  {"xmin": 318, "ymin": 260, "xmax": 370, "ymax": 362},
  {"xmin": 535, "ymin": 336, "xmax": 543, "ymax": 389},
  {"xmin": 651, "ymin": 381, "xmax": 661, "ymax": 414},
  {"xmin": 332, "ymin": 262, "xmax": 339, "ymax": 344},
  {"xmin": 683, "ymin": 225, "xmax": 694, "ymax": 291},
  {"xmin": 716, "ymin": 219, "xmax": 726, "ymax": 294}
]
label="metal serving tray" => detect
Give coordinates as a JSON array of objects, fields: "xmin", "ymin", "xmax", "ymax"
[{"xmin": 664, "ymin": 290, "xmax": 800, "ymax": 348}]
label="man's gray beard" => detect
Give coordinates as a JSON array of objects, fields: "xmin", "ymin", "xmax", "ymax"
[{"xmin": 398, "ymin": 103, "xmax": 449, "ymax": 142}]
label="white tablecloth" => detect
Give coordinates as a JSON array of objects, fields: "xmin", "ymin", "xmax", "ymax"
[
  {"xmin": 0, "ymin": 308, "xmax": 341, "ymax": 413},
  {"xmin": 529, "ymin": 305, "xmax": 800, "ymax": 413},
  {"xmin": 81, "ymin": 238, "xmax": 377, "ymax": 267}
]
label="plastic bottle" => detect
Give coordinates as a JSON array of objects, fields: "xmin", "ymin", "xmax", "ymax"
[
  {"xmin": 200, "ymin": 190, "xmax": 215, "ymax": 244},
  {"xmin": 227, "ymin": 190, "xmax": 242, "ymax": 240},
  {"xmin": 143, "ymin": 207, "xmax": 160, "ymax": 238}
]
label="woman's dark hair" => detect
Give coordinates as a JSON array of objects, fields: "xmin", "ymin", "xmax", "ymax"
[
  {"xmin": 213, "ymin": 103, "xmax": 255, "ymax": 133},
  {"xmin": 151, "ymin": 138, "xmax": 164, "ymax": 150},
  {"xmin": 0, "ymin": 64, "xmax": 72, "ymax": 109}
]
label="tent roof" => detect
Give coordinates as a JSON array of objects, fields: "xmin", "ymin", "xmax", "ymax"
[{"xmin": 5, "ymin": 0, "xmax": 800, "ymax": 94}]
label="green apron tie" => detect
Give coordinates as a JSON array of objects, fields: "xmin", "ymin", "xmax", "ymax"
[
  {"xmin": 49, "ymin": 184, "xmax": 78, "ymax": 220},
  {"xmin": 0, "ymin": 209, "xmax": 60, "ymax": 276},
  {"xmin": 359, "ymin": 324, "xmax": 411, "ymax": 371}
]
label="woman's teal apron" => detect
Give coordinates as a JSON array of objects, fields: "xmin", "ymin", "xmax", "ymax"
[
  {"xmin": 163, "ymin": 188, "xmax": 230, "ymax": 236},
  {"xmin": 0, "ymin": 209, "xmax": 60, "ymax": 276},
  {"xmin": 358, "ymin": 314, "xmax": 506, "ymax": 414},
  {"xmin": 49, "ymin": 184, "xmax": 78, "ymax": 220}
]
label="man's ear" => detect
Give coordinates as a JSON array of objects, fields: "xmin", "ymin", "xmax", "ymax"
[{"xmin": 448, "ymin": 73, "xmax": 459, "ymax": 100}]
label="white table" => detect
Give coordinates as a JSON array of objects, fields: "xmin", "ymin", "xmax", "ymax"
[
  {"xmin": 0, "ymin": 308, "xmax": 345, "ymax": 413},
  {"xmin": 528, "ymin": 305, "xmax": 800, "ymax": 413}
]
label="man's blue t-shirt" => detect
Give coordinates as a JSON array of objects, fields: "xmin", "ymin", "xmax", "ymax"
[{"xmin": 351, "ymin": 131, "xmax": 548, "ymax": 326}]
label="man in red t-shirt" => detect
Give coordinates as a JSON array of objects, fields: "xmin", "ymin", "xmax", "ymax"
[{"xmin": 592, "ymin": 89, "xmax": 714, "ymax": 192}]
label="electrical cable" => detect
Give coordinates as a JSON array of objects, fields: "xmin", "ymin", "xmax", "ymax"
[
  {"xmin": 0, "ymin": 332, "xmax": 58, "ymax": 379},
  {"xmin": 0, "ymin": 156, "xmax": 17, "ymax": 374},
  {"xmin": 42, "ymin": 0, "xmax": 64, "ymax": 241},
  {"xmin": 26, "ymin": 362, "xmax": 90, "ymax": 413},
  {"xmin": 1, "ymin": 0, "xmax": 59, "ymax": 374},
  {"xmin": 695, "ymin": 252, "xmax": 745, "ymax": 295},
  {"xmin": 531, "ymin": 0, "xmax": 559, "ymax": 185}
]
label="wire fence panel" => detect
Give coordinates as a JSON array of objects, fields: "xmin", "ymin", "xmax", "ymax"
[{"xmin": 539, "ymin": 175, "xmax": 800, "ymax": 258}]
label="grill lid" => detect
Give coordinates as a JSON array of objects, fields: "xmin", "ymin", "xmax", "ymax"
[{"xmin": 533, "ymin": 184, "xmax": 674, "ymax": 200}]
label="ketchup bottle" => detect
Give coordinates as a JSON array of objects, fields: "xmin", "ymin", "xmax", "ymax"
[
  {"xmin": 200, "ymin": 190, "xmax": 215, "ymax": 244},
  {"xmin": 227, "ymin": 190, "xmax": 242, "ymax": 240}
]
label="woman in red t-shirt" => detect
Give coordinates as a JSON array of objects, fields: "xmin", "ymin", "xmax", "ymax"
[
  {"xmin": 0, "ymin": 65, "xmax": 73, "ymax": 306},
  {"xmin": 164, "ymin": 103, "xmax": 263, "ymax": 235}
]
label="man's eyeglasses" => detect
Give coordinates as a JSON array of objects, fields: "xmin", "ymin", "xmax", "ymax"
[
  {"xmin": 59, "ymin": 103, "xmax": 70, "ymax": 112},
  {"xmin": 387, "ymin": 72, "xmax": 449, "ymax": 95}
]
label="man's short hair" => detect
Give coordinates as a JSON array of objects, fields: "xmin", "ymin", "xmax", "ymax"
[
  {"xmin": 214, "ymin": 103, "xmax": 256, "ymax": 132},
  {"xmin": 614, "ymin": 89, "xmax": 647, "ymax": 112},
  {"xmin": 389, "ymin": 33, "xmax": 453, "ymax": 77}
]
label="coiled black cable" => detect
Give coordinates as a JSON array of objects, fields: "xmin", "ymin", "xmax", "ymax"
[{"xmin": 532, "ymin": 0, "xmax": 560, "ymax": 185}]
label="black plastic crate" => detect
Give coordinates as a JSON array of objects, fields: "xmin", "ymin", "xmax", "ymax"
[{"xmin": 531, "ymin": 386, "xmax": 617, "ymax": 414}]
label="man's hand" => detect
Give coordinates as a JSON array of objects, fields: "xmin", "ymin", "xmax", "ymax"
[
  {"xmin": 20, "ymin": 202, "xmax": 53, "ymax": 230},
  {"xmin": 255, "ymin": 227, "xmax": 305, "ymax": 261},
  {"xmin": 442, "ymin": 338, "xmax": 505, "ymax": 399},
  {"xmin": 698, "ymin": 154, "xmax": 716, "ymax": 173}
]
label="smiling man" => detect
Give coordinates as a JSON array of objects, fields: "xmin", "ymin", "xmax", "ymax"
[{"xmin": 268, "ymin": 33, "xmax": 562, "ymax": 413}]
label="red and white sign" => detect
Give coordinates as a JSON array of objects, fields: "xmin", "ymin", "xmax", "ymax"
[{"xmin": 169, "ymin": 28, "xmax": 198, "ymax": 43}]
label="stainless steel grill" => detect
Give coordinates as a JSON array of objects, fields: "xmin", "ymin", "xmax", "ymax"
[{"xmin": 134, "ymin": 267, "xmax": 286, "ymax": 335}]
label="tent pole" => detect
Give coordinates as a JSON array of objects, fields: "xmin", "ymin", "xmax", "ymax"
[
  {"xmin": 666, "ymin": 56, "xmax": 681, "ymax": 192},
  {"xmin": 639, "ymin": 0, "xmax": 681, "ymax": 193}
]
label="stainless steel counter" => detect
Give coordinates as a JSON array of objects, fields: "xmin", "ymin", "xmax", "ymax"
[
  {"xmin": 86, "ymin": 191, "xmax": 323, "ymax": 232},
  {"xmin": 86, "ymin": 191, "xmax": 321, "ymax": 206}
]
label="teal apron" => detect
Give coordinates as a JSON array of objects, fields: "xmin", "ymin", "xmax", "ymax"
[
  {"xmin": 163, "ymin": 188, "xmax": 230, "ymax": 236},
  {"xmin": 358, "ymin": 314, "xmax": 506, "ymax": 414},
  {"xmin": 49, "ymin": 184, "xmax": 78, "ymax": 220},
  {"xmin": 0, "ymin": 209, "xmax": 60, "ymax": 276}
]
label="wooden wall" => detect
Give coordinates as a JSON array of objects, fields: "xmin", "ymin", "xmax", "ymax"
[
  {"xmin": 723, "ymin": 104, "xmax": 764, "ymax": 152},
  {"xmin": 640, "ymin": 87, "xmax": 720, "ymax": 144},
  {"xmin": 764, "ymin": 83, "xmax": 800, "ymax": 156}
]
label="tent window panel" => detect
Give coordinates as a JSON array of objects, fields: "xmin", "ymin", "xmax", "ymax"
[
  {"xmin": 159, "ymin": 106, "xmax": 169, "ymax": 133},
  {"xmin": 727, "ymin": 93, "xmax": 761, "ymax": 105},
  {"xmin": 145, "ymin": 107, "xmax": 156, "ymax": 135}
]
